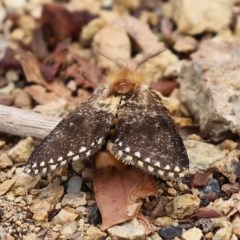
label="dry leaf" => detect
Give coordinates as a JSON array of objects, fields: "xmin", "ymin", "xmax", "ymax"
[{"xmin": 93, "ymin": 153, "xmax": 158, "ymax": 230}]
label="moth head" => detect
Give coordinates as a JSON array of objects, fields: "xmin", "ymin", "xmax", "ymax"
[
  {"xmin": 97, "ymin": 50, "xmax": 166, "ymax": 95},
  {"xmin": 107, "ymin": 67, "xmax": 146, "ymax": 94}
]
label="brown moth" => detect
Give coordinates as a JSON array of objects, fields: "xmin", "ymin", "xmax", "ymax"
[{"xmin": 25, "ymin": 51, "xmax": 189, "ymax": 179}]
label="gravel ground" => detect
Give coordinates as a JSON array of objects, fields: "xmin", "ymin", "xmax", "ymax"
[{"xmin": 0, "ymin": 0, "xmax": 240, "ymax": 240}]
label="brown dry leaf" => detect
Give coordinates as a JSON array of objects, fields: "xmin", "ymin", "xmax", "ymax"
[
  {"xmin": 25, "ymin": 85, "xmax": 60, "ymax": 104},
  {"xmin": 137, "ymin": 212, "xmax": 156, "ymax": 235},
  {"xmin": 227, "ymin": 193, "xmax": 240, "ymax": 219},
  {"xmin": 41, "ymin": 4, "xmax": 97, "ymax": 49},
  {"xmin": 221, "ymin": 183, "xmax": 240, "ymax": 197},
  {"xmin": 192, "ymin": 208, "xmax": 222, "ymax": 219},
  {"xmin": 41, "ymin": 40, "xmax": 70, "ymax": 82},
  {"xmin": 31, "ymin": 27, "xmax": 49, "ymax": 60},
  {"xmin": 65, "ymin": 56, "xmax": 102, "ymax": 91},
  {"xmin": 93, "ymin": 163, "xmax": 158, "ymax": 230},
  {"xmin": 19, "ymin": 50, "xmax": 72, "ymax": 104},
  {"xmin": 18, "ymin": 49, "xmax": 47, "ymax": 86},
  {"xmin": 0, "ymin": 49, "xmax": 21, "ymax": 71}
]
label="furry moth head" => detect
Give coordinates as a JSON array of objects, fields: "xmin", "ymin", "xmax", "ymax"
[{"xmin": 25, "ymin": 50, "xmax": 189, "ymax": 179}]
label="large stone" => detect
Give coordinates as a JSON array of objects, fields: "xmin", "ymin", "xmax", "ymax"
[
  {"xmin": 184, "ymin": 140, "xmax": 226, "ymax": 174},
  {"xmin": 171, "ymin": 0, "xmax": 233, "ymax": 34},
  {"xmin": 178, "ymin": 39, "xmax": 240, "ymax": 141}
]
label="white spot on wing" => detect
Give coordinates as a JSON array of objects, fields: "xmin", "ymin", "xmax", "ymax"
[
  {"xmin": 58, "ymin": 156, "xmax": 63, "ymax": 161},
  {"xmin": 125, "ymin": 147, "xmax": 130, "ymax": 153},
  {"xmin": 138, "ymin": 160, "xmax": 144, "ymax": 167},
  {"xmin": 134, "ymin": 151, "xmax": 141, "ymax": 158},
  {"xmin": 67, "ymin": 151, "xmax": 74, "ymax": 157},
  {"xmin": 50, "ymin": 164, "xmax": 57, "ymax": 170},
  {"xmin": 148, "ymin": 166, "xmax": 154, "ymax": 172},
  {"xmin": 145, "ymin": 157, "xmax": 151, "ymax": 163},
  {"xmin": 60, "ymin": 160, "xmax": 67, "ymax": 166},
  {"xmin": 79, "ymin": 147, "xmax": 87, "ymax": 153},
  {"xmin": 174, "ymin": 166, "xmax": 180, "ymax": 172},
  {"xmin": 32, "ymin": 162, "xmax": 37, "ymax": 168},
  {"xmin": 73, "ymin": 155, "xmax": 80, "ymax": 161},
  {"xmin": 158, "ymin": 170, "xmax": 164, "ymax": 176},
  {"xmin": 98, "ymin": 138, "xmax": 103, "ymax": 145},
  {"xmin": 116, "ymin": 150, "xmax": 123, "ymax": 158},
  {"xmin": 154, "ymin": 162, "xmax": 160, "ymax": 168},
  {"xmin": 49, "ymin": 158, "xmax": 54, "ymax": 164},
  {"xmin": 124, "ymin": 155, "xmax": 133, "ymax": 163},
  {"xmin": 40, "ymin": 161, "xmax": 45, "ymax": 167},
  {"xmin": 164, "ymin": 165, "xmax": 171, "ymax": 170},
  {"xmin": 119, "ymin": 142, "xmax": 123, "ymax": 147}
]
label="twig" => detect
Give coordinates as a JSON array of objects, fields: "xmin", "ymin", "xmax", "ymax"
[{"xmin": 0, "ymin": 105, "xmax": 61, "ymax": 140}]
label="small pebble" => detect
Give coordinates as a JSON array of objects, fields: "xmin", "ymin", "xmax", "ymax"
[
  {"xmin": 67, "ymin": 175, "xmax": 83, "ymax": 194},
  {"xmin": 182, "ymin": 227, "xmax": 203, "ymax": 240},
  {"xmin": 158, "ymin": 225, "xmax": 182, "ymax": 240},
  {"xmin": 88, "ymin": 203, "xmax": 102, "ymax": 225}
]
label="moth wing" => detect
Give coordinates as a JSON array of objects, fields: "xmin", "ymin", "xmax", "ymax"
[
  {"xmin": 25, "ymin": 87, "xmax": 121, "ymax": 175},
  {"xmin": 108, "ymin": 89, "xmax": 189, "ymax": 179}
]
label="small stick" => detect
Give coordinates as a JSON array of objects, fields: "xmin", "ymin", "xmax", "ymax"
[{"xmin": 0, "ymin": 105, "xmax": 61, "ymax": 140}]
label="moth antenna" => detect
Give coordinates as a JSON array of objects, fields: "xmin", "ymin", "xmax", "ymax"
[
  {"xmin": 96, "ymin": 51, "xmax": 124, "ymax": 68},
  {"xmin": 135, "ymin": 49, "xmax": 166, "ymax": 70}
]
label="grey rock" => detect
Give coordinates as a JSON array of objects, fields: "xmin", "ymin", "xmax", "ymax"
[
  {"xmin": 184, "ymin": 140, "xmax": 225, "ymax": 174},
  {"xmin": 178, "ymin": 39, "xmax": 240, "ymax": 140},
  {"xmin": 67, "ymin": 175, "xmax": 83, "ymax": 194}
]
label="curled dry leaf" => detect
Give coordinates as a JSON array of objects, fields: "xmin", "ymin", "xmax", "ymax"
[
  {"xmin": 93, "ymin": 152, "xmax": 158, "ymax": 230},
  {"xmin": 65, "ymin": 56, "xmax": 102, "ymax": 91},
  {"xmin": 41, "ymin": 4, "xmax": 97, "ymax": 49},
  {"xmin": 191, "ymin": 208, "xmax": 222, "ymax": 219},
  {"xmin": 41, "ymin": 40, "xmax": 70, "ymax": 82}
]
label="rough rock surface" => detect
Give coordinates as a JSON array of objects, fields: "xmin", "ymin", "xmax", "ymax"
[
  {"xmin": 171, "ymin": 0, "xmax": 234, "ymax": 34},
  {"xmin": 178, "ymin": 39, "xmax": 240, "ymax": 140}
]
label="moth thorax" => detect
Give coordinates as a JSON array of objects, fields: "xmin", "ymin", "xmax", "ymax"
[{"xmin": 112, "ymin": 79, "xmax": 135, "ymax": 94}]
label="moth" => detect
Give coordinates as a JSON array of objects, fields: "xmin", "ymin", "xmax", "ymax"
[{"xmin": 24, "ymin": 51, "xmax": 189, "ymax": 179}]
